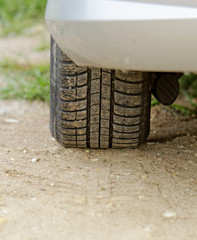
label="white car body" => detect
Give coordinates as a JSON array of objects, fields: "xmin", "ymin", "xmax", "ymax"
[{"xmin": 45, "ymin": 0, "xmax": 197, "ymax": 72}]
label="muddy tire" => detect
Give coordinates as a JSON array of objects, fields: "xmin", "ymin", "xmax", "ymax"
[{"xmin": 50, "ymin": 38, "xmax": 152, "ymax": 148}]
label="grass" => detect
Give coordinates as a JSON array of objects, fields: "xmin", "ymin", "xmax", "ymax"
[
  {"xmin": 0, "ymin": 0, "xmax": 47, "ymax": 36},
  {"xmin": 36, "ymin": 39, "xmax": 50, "ymax": 51},
  {"xmin": 0, "ymin": 59, "xmax": 50, "ymax": 102},
  {"xmin": 1, "ymin": 57, "xmax": 197, "ymax": 110},
  {"xmin": 0, "ymin": 0, "xmax": 50, "ymax": 102},
  {"xmin": 173, "ymin": 74, "xmax": 197, "ymax": 117},
  {"xmin": 179, "ymin": 73, "xmax": 197, "ymax": 99}
]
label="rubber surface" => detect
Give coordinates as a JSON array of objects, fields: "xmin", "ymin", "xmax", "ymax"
[{"xmin": 50, "ymin": 38, "xmax": 152, "ymax": 148}]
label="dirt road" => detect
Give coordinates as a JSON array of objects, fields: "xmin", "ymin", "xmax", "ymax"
[{"xmin": 0, "ymin": 100, "xmax": 197, "ymax": 240}]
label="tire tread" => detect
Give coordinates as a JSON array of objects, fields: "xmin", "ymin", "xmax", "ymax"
[{"xmin": 50, "ymin": 38, "xmax": 151, "ymax": 148}]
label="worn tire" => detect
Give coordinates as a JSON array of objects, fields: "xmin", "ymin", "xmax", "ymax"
[{"xmin": 50, "ymin": 37, "xmax": 152, "ymax": 148}]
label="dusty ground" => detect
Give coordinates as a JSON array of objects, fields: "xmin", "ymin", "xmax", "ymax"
[
  {"xmin": 1, "ymin": 100, "xmax": 197, "ymax": 240},
  {"xmin": 1, "ymin": 25, "xmax": 197, "ymax": 240}
]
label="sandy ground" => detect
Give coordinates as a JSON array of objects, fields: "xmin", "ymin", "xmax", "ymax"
[{"xmin": 1, "ymin": 25, "xmax": 197, "ymax": 240}]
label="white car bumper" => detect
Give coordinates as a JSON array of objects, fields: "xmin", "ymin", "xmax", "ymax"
[{"xmin": 46, "ymin": 0, "xmax": 197, "ymax": 72}]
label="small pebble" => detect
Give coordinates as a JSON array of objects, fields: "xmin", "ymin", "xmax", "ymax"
[
  {"xmin": 107, "ymin": 202, "xmax": 115, "ymax": 208},
  {"xmin": 4, "ymin": 119, "xmax": 19, "ymax": 124},
  {"xmin": 31, "ymin": 157, "xmax": 39, "ymax": 163},
  {"xmin": 2, "ymin": 209, "xmax": 8, "ymax": 214},
  {"xmin": 147, "ymin": 142, "xmax": 155, "ymax": 145},
  {"xmin": 138, "ymin": 195, "xmax": 145, "ymax": 200},
  {"xmin": 140, "ymin": 175, "xmax": 148, "ymax": 179},
  {"xmin": 91, "ymin": 158, "xmax": 99, "ymax": 162},
  {"xmin": 163, "ymin": 211, "xmax": 176, "ymax": 218},
  {"xmin": 156, "ymin": 152, "xmax": 164, "ymax": 157},
  {"xmin": 143, "ymin": 227, "xmax": 151, "ymax": 232}
]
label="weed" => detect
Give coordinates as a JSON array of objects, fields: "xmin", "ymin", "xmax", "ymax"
[
  {"xmin": 36, "ymin": 39, "xmax": 50, "ymax": 52},
  {"xmin": 0, "ymin": 0, "xmax": 47, "ymax": 36},
  {"xmin": 170, "ymin": 104, "xmax": 197, "ymax": 118},
  {"xmin": 0, "ymin": 59, "xmax": 50, "ymax": 102},
  {"xmin": 179, "ymin": 73, "xmax": 197, "ymax": 99},
  {"xmin": 151, "ymin": 98, "xmax": 160, "ymax": 107}
]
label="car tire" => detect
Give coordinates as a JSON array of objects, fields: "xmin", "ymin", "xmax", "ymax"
[{"xmin": 50, "ymin": 37, "xmax": 152, "ymax": 148}]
